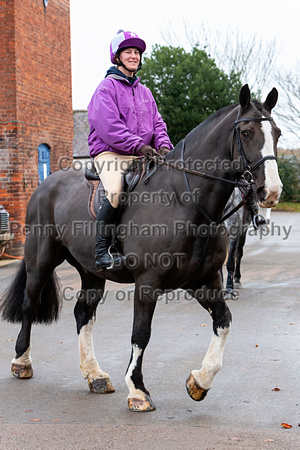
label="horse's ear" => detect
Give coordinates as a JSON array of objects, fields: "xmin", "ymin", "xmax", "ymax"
[
  {"xmin": 239, "ymin": 84, "xmax": 251, "ymax": 112},
  {"xmin": 263, "ymin": 87, "xmax": 278, "ymax": 112}
]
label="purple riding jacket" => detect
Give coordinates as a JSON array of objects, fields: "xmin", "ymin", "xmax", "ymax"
[{"xmin": 87, "ymin": 69, "xmax": 173, "ymax": 158}]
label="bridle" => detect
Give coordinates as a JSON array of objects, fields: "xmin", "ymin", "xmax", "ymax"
[
  {"xmin": 234, "ymin": 112, "xmax": 277, "ymax": 177},
  {"xmin": 146, "ymin": 108, "xmax": 277, "ymax": 225}
]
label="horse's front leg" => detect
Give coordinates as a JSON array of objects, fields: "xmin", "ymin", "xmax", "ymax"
[
  {"xmin": 125, "ymin": 284, "xmax": 157, "ymax": 412},
  {"xmin": 186, "ymin": 275, "xmax": 232, "ymax": 401},
  {"xmin": 74, "ymin": 275, "xmax": 114, "ymax": 394}
]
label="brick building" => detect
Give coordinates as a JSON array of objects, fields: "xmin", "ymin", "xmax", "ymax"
[{"xmin": 0, "ymin": 0, "xmax": 73, "ymax": 255}]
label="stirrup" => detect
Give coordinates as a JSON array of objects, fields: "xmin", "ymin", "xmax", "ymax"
[
  {"xmin": 253, "ymin": 214, "xmax": 266, "ymax": 230},
  {"xmin": 107, "ymin": 245, "xmax": 126, "ymax": 270},
  {"xmin": 96, "ymin": 246, "xmax": 125, "ymax": 271}
]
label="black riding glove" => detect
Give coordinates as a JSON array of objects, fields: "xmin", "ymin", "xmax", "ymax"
[
  {"xmin": 138, "ymin": 145, "xmax": 156, "ymax": 158},
  {"xmin": 157, "ymin": 147, "xmax": 170, "ymax": 157}
]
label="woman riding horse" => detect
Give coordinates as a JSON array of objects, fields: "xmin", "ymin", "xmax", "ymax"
[
  {"xmin": 0, "ymin": 84, "xmax": 282, "ymax": 412},
  {"xmin": 88, "ymin": 30, "xmax": 173, "ymax": 271}
]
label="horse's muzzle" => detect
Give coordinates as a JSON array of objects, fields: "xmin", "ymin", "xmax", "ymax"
[{"xmin": 258, "ymin": 184, "xmax": 282, "ymax": 208}]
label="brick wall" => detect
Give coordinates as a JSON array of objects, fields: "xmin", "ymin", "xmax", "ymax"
[{"xmin": 0, "ymin": 0, "xmax": 73, "ymax": 255}]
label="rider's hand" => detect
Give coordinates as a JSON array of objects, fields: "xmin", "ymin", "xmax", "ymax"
[
  {"xmin": 138, "ymin": 145, "xmax": 156, "ymax": 158},
  {"xmin": 157, "ymin": 147, "xmax": 170, "ymax": 157}
]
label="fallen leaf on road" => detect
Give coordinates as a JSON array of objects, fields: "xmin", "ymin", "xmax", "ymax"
[
  {"xmin": 272, "ymin": 388, "xmax": 281, "ymax": 391},
  {"xmin": 5, "ymin": 339, "xmax": 13, "ymax": 342},
  {"xmin": 25, "ymin": 410, "xmax": 33, "ymax": 413},
  {"xmin": 200, "ymin": 324, "xmax": 207, "ymax": 327},
  {"xmin": 29, "ymin": 419, "xmax": 41, "ymax": 422},
  {"xmin": 281, "ymin": 423, "xmax": 292, "ymax": 429},
  {"xmin": 264, "ymin": 439, "xmax": 274, "ymax": 442},
  {"xmin": 50, "ymin": 419, "xmax": 60, "ymax": 422}
]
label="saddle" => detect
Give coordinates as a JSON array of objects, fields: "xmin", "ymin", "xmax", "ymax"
[{"xmin": 84, "ymin": 158, "xmax": 153, "ymax": 218}]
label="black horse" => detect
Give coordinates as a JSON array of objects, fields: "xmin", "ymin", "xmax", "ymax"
[{"xmin": 0, "ymin": 85, "xmax": 282, "ymax": 412}]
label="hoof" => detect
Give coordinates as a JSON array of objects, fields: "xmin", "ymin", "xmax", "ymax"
[
  {"xmin": 224, "ymin": 289, "xmax": 239, "ymax": 301},
  {"xmin": 128, "ymin": 395, "xmax": 156, "ymax": 412},
  {"xmin": 11, "ymin": 363, "xmax": 33, "ymax": 379},
  {"xmin": 186, "ymin": 373, "xmax": 209, "ymax": 402},
  {"xmin": 88, "ymin": 377, "xmax": 115, "ymax": 394},
  {"xmin": 234, "ymin": 281, "xmax": 242, "ymax": 289}
]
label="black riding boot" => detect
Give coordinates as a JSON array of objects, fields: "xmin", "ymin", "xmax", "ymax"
[
  {"xmin": 95, "ymin": 198, "xmax": 125, "ymax": 270},
  {"xmin": 246, "ymin": 193, "xmax": 266, "ymax": 229}
]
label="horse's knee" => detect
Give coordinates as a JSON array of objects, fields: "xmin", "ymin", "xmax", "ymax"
[{"xmin": 211, "ymin": 303, "xmax": 232, "ymax": 330}]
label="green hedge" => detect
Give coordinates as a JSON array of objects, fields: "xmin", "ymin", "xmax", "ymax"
[{"xmin": 277, "ymin": 156, "xmax": 300, "ymax": 202}]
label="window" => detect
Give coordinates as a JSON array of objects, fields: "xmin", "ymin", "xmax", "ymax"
[{"xmin": 38, "ymin": 143, "xmax": 51, "ymax": 184}]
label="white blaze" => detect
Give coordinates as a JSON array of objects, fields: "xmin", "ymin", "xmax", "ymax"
[{"xmin": 260, "ymin": 121, "xmax": 282, "ymax": 206}]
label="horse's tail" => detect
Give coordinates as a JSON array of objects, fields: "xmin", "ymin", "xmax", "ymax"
[{"xmin": 0, "ymin": 259, "xmax": 62, "ymax": 324}]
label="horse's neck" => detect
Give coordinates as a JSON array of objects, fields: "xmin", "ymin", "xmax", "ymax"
[{"xmin": 175, "ymin": 109, "xmax": 237, "ymax": 222}]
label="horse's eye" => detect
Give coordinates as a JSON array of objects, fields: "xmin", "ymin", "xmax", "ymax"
[{"xmin": 241, "ymin": 130, "xmax": 250, "ymax": 138}]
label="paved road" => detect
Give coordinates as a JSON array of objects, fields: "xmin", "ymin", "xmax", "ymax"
[{"xmin": 0, "ymin": 212, "xmax": 299, "ymax": 449}]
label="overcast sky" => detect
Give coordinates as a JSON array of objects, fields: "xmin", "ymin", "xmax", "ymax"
[{"xmin": 70, "ymin": 0, "xmax": 300, "ymax": 147}]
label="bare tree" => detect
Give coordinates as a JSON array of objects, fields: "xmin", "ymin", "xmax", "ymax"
[
  {"xmin": 160, "ymin": 21, "xmax": 300, "ymax": 147},
  {"xmin": 160, "ymin": 21, "xmax": 278, "ymax": 97},
  {"xmin": 273, "ymin": 63, "xmax": 300, "ymax": 145}
]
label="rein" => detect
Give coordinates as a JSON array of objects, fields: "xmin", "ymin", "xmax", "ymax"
[{"xmin": 146, "ymin": 110, "xmax": 277, "ymax": 225}]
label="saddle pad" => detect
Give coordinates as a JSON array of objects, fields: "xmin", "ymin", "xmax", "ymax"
[
  {"xmin": 85, "ymin": 178, "xmax": 106, "ymax": 219},
  {"xmin": 85, "ymin": 158, "xmax": 156, "ymax": 219}
]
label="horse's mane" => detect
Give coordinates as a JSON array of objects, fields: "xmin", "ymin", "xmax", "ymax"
[
  {"xmin": 194, "ymin": 98, "xmax": 264, "ymax": 131},
  {"xmin": 198, "ymin": 103, "xmax": 238, "ymax": 129},
  {"xmin": 168, "ymin": 98, "xmax": 264, "ymax": 154}
]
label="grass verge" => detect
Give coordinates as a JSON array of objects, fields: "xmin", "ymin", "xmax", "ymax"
[{"xmin": 273, "ymin": 202, "xmax": 300, "ymax": 212}]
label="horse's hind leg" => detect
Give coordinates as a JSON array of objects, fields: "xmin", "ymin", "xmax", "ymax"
[
  {"xmin": 74, "ymin": 271, "xmax": 114, "ymax": 394},
  {"xmin": 12, "ymin": 263, "xmax": 61, "ymax": 378},
  {"xmin": 12, "ymin": 286, "xmax": 35, "ymax": 378},
  {"xmin": 186, "ymin": 274, "xmax": 232, "ymax": 401}
]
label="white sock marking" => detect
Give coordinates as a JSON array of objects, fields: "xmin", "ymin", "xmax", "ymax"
[
  {"xmin": 79, "ymin": 318, "xmax": 108, "ymax": 380},
  {"xmin": 125, "ymin": 344, "xmax": 145, "ymax": 398},
  {"xmin": 12, "ymin": 347, "xmax": 32, "ymax": 366},
  {"xmin": 192, "ymin": 326, "xmax": 230, "ymax": 390}
]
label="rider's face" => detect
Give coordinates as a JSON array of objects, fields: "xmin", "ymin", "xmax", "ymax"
[{"xmin": 118, "ymin": 48, "xmax": 140, "ymax": 75}]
